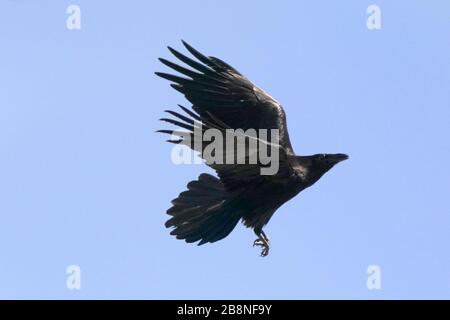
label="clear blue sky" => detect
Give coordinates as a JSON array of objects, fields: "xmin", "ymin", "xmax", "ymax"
[{"xmin": 1, "ymin": 1, "xmax": 449, "ymax": 299}]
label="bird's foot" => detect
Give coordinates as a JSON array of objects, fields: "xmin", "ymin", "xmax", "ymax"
[{"xmin": 253, "ymin": 237, "xmax": 270, "ymax": 257}]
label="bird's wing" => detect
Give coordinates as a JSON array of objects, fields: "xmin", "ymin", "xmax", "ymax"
[
  {"xmin": 155, "ymin": 40, "xmax": 294, "ymax": 153},
  {"xmin": 157, "ymin": 105, "xmax": 298, "ymax": 192}
]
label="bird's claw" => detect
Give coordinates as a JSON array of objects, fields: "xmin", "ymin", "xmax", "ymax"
[
  {"xmin": 260, "ymin": 246, "xmax": 269, "ymax": 257},
  {"xmin": 253, "ymin": 238, "xmax": 262, "ymax": 247},
  {"xmin": 253, "ymin": 238, "xmax": 270, "ymax": 257}
]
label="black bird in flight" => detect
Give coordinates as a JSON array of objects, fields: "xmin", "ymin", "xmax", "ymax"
[{"xmin": 156, "ymin": 41, "xmax": 348, "ymax": 256}]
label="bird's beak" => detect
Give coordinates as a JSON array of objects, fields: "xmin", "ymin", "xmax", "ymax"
[{"xmin": 329, "ymin": 153, "xmax": 349, "ymax": 164}]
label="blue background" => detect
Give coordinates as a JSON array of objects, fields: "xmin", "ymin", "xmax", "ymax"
[{"xmin": 1, "ymin": 1, "xmax": 449, "ymax": 299}]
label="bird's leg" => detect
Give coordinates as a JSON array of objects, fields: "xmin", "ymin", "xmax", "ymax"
[
  {"xmin": 253, "ymin": 229, "xmax": 270, "ymax": 257},
  {"xmin": 261, "ymin": 230, "xmax": 270, "ymax": 244}
]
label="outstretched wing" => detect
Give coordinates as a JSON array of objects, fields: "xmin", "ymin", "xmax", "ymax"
[
  {"xmin": 155, "ymin": 40, "xmax": 294, "ymax": 153},
  {"xmin": 157, "ymin": 105, "xmax": 298, "ymax": 192}
]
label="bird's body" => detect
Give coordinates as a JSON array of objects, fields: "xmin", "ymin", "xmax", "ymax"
[{"xmin": 156, "ymin": 41, "xmax": 347, "ymax": 256}]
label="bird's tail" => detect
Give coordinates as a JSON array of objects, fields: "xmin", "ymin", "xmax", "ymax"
[{"xmin": 165, "ymin": 173, "xmax": 242, "ymax": 245}]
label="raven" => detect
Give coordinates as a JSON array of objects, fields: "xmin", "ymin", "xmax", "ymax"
[{"xmin": 156, "ymin": 41, "xmax": 348, "ymax": 256}]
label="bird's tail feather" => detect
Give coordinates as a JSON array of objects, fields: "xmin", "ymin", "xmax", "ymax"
[{"xmin": 165, "ymin": 173, "xmax": 242, "ymax": 245}]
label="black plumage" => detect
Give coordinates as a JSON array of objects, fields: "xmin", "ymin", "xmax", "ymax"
[{"xmin": 156, "ymin": 41, "xmax": 348, "ymax": 256}]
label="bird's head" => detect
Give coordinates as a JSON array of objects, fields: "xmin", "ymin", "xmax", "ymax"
[{"xmin": 295, "ymin": 153, "xmax": 349, "ymax": 186}]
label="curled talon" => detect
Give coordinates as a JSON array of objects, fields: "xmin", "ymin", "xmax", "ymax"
[
  {"xmin": 253, "ymin": 230, "xmax": 270, "ymax": 257},
  {"xmin": 253, "ymin": 239, "xmax": 264, "ymax": 247},
  {"xmin": 260, "ymin": 246, "xmax": 269, "ymax": 257}
]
